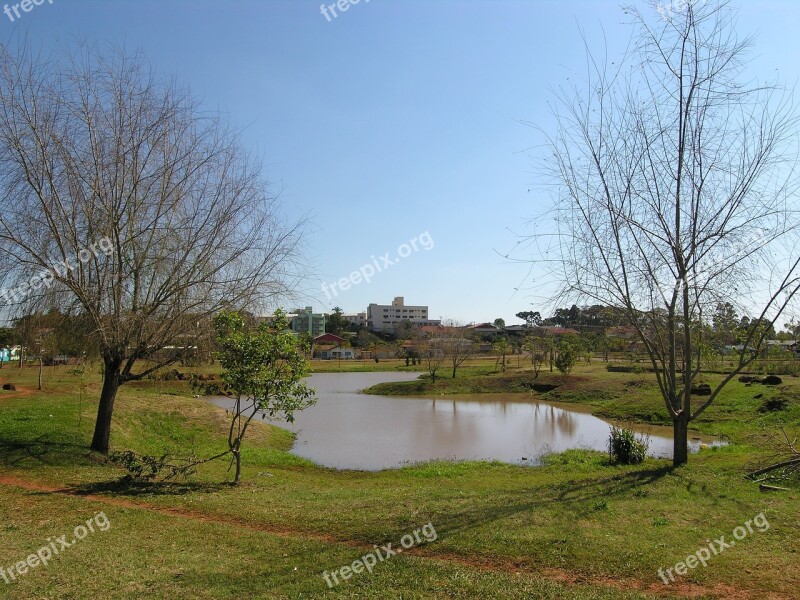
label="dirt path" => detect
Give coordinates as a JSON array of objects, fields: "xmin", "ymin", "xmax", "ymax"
[
  {"xmin": 0, "ymin": 474, "xmax": 786, "ymax": 600},
  {"xmin": 0, "ymin": 474, "xmax": 342, "ymax": 544},
  {"xmin": 0, "ymin": 385, "xmax": 35, "ymax": 401}
]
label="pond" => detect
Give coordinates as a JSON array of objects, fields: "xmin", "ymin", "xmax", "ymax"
[{"xmin": 209, "ymin": 371, "xmax": 723, "ymax": 470}]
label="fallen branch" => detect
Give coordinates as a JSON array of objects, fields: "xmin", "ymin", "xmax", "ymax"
[
  {"xmin": 747, "ymin": 457, "xmax": 800, "ymax": 478},
  {"xmin": 759, "ymin": 483, "xmax": 791, "ymax": 492}
]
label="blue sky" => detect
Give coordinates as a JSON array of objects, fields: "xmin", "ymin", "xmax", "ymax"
[{"xmin": 5, "ymin": 0, "xmax": 800, "ymax": 325}]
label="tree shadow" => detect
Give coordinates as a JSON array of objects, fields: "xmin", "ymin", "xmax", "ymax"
[
  {"xmin": 415, "ymin": 465, "xmax": 676, "ymax": 546},
  {"xmin": 0, "ymin": 436, "xmax": 95, "ymax": 468},
  {"xmin": 65, "ymin": 478, "xmax": 230, "ymax": 497},
  {"xmin": 0, "ymin": 435, "xmax": 229, "ymax": 497}
]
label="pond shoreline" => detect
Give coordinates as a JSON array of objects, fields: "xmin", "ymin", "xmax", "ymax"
[
  {"xmin": 209, "ymin": 371, "xmax": 723, "ymax": 471},
  {"xmin": 362, "ymin": 368, "xmax": 733, "ymax": 443},
  {"xmin": 360, "ymin": 384, "xmax": 722, "ymax": 455}
]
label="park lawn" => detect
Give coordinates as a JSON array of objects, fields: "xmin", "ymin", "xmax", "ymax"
[{"xmin": 0, "ymin": 363, "xmax": 797, "ymax": 599}]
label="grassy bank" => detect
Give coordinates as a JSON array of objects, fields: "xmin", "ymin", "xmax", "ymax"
[
  {"xmin": 364, "ymin": 363, "xmax": 800, "ymax": 443},
  {"xmin": 0, "ymin": 364, "xmax": 798, "ymax": 598},
  {"xmin": 364, "ymin": 366, "xmax": 539, "ymax": 395}
]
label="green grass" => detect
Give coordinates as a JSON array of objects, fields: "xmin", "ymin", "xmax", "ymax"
[
  {"xmin": 364, "ymin": 365, "xmax": 539, "ymax": 395},
  {"xmin": 0, "ymin": 362, "xmax": 798, "ymax": 598}
]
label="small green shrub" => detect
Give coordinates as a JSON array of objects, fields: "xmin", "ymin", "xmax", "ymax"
[
  {"xmin": 608, "ymin": 425, "xmax": 649, "ymax": 465},
  {"xmin": 555, "ymin": 345, "xmax": 577, "ymax": 375}
]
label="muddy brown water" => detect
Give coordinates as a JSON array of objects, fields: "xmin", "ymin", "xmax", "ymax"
[{"xmin": 209, "ymin": 372, "xmax": 723, "ymax": 470}]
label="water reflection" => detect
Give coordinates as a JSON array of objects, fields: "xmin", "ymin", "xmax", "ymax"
[{"xmin": 209, "ymin": 372, "xmax": 722, "ymax": 471}]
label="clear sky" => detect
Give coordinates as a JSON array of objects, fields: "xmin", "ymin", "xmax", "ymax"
[{"xmin": 5, "ymin": 0, "xmax": 799, "ymax": 325}]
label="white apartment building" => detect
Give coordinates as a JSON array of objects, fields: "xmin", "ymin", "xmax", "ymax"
[
  {"xmin": 343, "ymin": 312, "xmax": 367, "ymax": 328},
  {"xmin": 367, "ymin": 297, "xmax": 441, "ymax": 333}
]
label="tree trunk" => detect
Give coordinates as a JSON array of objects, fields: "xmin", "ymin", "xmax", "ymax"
[
  {"xmin": 672, "ymin": 412, "xmax": 689, "ymax": 467},
  {"xmin": 37, "ymin": 354, "xmax": 43, "ymax": 390},
  {"xmin": 233, "ymin": 449, "xmax": 242, "ymax": 485},
  {"xmin": 90, "ymin": 359, "xmax": 122, "ymax": 454}
]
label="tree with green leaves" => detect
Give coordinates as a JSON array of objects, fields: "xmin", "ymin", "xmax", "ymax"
[
  {"xmin": 353, "ymin": 328, "xmax": 380, "ymax": 349},
  {"xmin": 325, "ymin": 307, "xmax": 348, "ymax": 336},
  {"xmin": 712, "ymin": 302, "xmax": 740, "ymax": 348},
  {"xmin": 555, "ymin": 341, "xmax": 577, "ymax": 375},
  {"xmin": 516, "ymin": 311, "xmax": 542, "ymax": 328},
  {"xmin": 214, "ymin": 310, "xmax": 315, "ymax": 484},
  {"xmin": 493, "ymin": 337, "xmax": 511, "ymax": 372}
]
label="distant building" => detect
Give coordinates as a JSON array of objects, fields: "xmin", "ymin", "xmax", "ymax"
[
  {"xmin": 606, "ymin": 326, "xmax": 638, "ymax": 340},
  {"xmin": 503, "ymin": 325, "xmax": 528, "ymax": 336},
  {"xmin": 526, "ymin": 326, "xmax": 580, "ymax": 338},
  {"xmin": 367, "ymin": 297, "xmax": 440, "ymax": 333},
  {"xmin": 471, "ymin": 323, "xmax": 502, "ymax": 338},
  {"xmin": 317, "ymin": 347, "xmax": 356, "ymax": 359},
  {"xmin": 288, "ymin": 307, "xmax": 326, "ymax": 337},
  {"xmin": 312, "ymin": 333, "xmax": 355, "ymax": 359},
  {"xmin": 0, "ymin": 346, "xmax": 20, "ymax": 363},
  {"xmin": 343, "ymin": 312, "xmax": 367, "ymax": 329}
]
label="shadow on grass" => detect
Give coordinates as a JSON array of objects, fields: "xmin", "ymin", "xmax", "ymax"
[
  {"xmin": 0, "ymin": 436, "xmax": 95, "ymax": 468},
  {"xmin": 226, "ymin": 466, "xmax": 680, "ymax": 596},
  {"xmin": 419, "ymin": 465, "xmax": 676, "ymax": 549},
  {"xmin": 0, "ymin": 436, "xmax": 230, "ymax": 496},
  {"xmin": 65, "ymin": 478, "xmax": 230, "ymax": 497}
]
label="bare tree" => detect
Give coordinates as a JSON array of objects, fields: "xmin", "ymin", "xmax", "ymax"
[
  {"xmin": 439, "ymin": 323, "xmax": 476, "ymax": 379},
  {"xmin": 418, "ymin": 336, "xmax": 446, "ymax": 383},
  {"xmin": 535, "ymin": 1, "xmax": 800, "ymax": 465},
  {"xmin": 523, "ymin": 334, "xmax": 546, "ymax": 378},
  {"xmin": 0, "ymin": 43, "xmax": 305, "ymax": 454}
]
